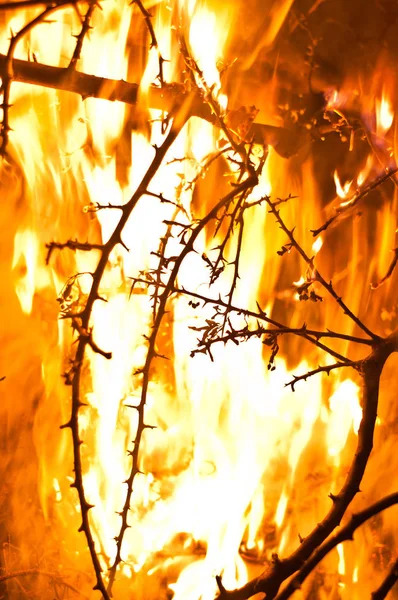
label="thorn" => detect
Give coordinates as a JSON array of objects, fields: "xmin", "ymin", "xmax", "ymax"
[
  {"xmin": 271, "ymin": 552, "xmax": 280, "ymax": 564},
  {"xmin": 118, "ymin": 237, "xmax": 129, "ymax": 252},
  {"xmin": 60, "ymin": 420, "xmax": 72, "ymax": 429}
]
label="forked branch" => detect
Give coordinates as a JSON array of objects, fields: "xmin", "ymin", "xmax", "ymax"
[
  {"xmin": 215, "ymin": 330, "xmax": 398, "ymax": 599},
  {"xmin": 275, "ymin": 492, "xmax": 398, "ymax": 600}
]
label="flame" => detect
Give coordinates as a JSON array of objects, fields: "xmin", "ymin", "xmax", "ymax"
[
  {"xmin": 337, "ymin": 543, "xmax": 345, "ymax": 576},
  {"xmin": 312, "ymin": 236, "xmax": 323, "ymax": 255},
  {"xmin": 2, "ymin": 1, "xmax": 398, "ymax": 599},
  {"xmin": 334, "ymin": 171, "xmax": 353, "ymax": 199},
  {"xmin": 323, "ymin": 379, "xmax": 361, "ymax": 465},
  {"xmin": 376, "ymin": 91, "xmax": 394, "ymax": 136}
]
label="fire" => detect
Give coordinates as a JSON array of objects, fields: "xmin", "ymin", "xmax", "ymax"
[
  {"xmin": 1, "ymin": 1, "xmax": 398, "ymax": 600},
  {"xmin": 334, "ymin": 171, "xmax": 352, "ymax": 199},
  {"xmin": 376, "ymin": 91, "xmax": 394, "ymax": 137}
]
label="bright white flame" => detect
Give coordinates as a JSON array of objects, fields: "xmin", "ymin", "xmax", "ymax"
[
  {"xmin": 325, "ymin": 379, "xmax": 362, "ymax": 462},
  {"xmin": 337, "ymin": 543, "xmax": 345, "ymax": 575},
  {"xmin": 376, "ymin": 93, "xmax": 394, "ymax": 135},
  {"xmin": 312, "ymin": 236, "xmax": 323, "ymax": 255},
  {"xmin": 275, "ymin": 489, "xmax": 288, "ymax": 528}
]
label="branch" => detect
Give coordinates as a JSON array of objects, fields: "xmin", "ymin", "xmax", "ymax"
[
  {"xmin": 371, "ymin": 557, "xmax": 398, "ymax": 600},
  {"xmin": 132, "ymin": 0, "xmax": 165, "ymax": 85},
  {"xmin": 0, "ymin": 569, "xmax": 89, "ymax": 598},
  {"xmin": 60, "ymin": 121, "xmax": 184, "ymax": 599},
  {"xmin": 0, "ymin": 0, "xmax": 78, "ymax": 154},
  {"xmin": 274, "ymin": 492, "xmax": 398, "ymax": 600},
  {"xmin": 131, "ymin": 279, "xmax": 373, "ymax": 366},
  {"xmin": 311, "ymin": 168, "xmax": 398, "ymax": 237},
  {"xmin": 0, "ymin": 54, "xmax": 307, "ymax": 158},
  {"xmin": 108, "ymin": 172, "xmax": 259, "ymax": 593},
  {"xmin": 266, "ymin": 197, "xmax": 381, "ymax": 341},
  {"xmin": 215, "ymin": 330, "xmax": 398, "ymax": 600},
  {"xmin": 45, "ymin": 239, "xmax": 104, "ymax": 264},
  {"xmin": 0, "ymin": 0, "xmax": 80, "ymax": 8},
  {"xmin": 285, "ymin": 361, "xmax": 356, "ymax": 391},
  {"xmin": 68, "ymin": 0, "xmax": 97, "ymax": 69},
  {"xmin": 371, "ymin": 248, "xmax": 398, "ymax": 290}
]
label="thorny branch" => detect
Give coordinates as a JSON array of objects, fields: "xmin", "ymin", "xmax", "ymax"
[
  {"xmin": 285, "ymin": 360, "xmax": 356, "ymax": 391},
  {"xmin": 311, "ymin": 167, "xmax": 398, "ymax": 237},
  {"xmin": 0, "ymin": 0, "xmax": 79, "ymax": 8},
  {"xmin": 0, "ymin": 0, "xmax": 78, "ymax": 155},
  {"xmin": 215, "ymin": 330, "xmax": 398, "ymax": 600},
  {"xmin": 108, "ymin": 172, "xmax": 260, "ymax": 593},
  {"xmin": 56, "ymin": 122, "xmax": 183, "ymax": 600},
  {"xmin": 132, "ymin": 0, "xmax": 166, "ymax": 85},
  {"xmin": 68, "ymin": 0, "xmax": 98, "ymax": 69},
  {"xmin": 371, "ymin": 557, "xmax": 398, "ymax": 600},
  {"xmin": 274, "ymin": 492, "xmax": 398, "ymax": 600},
  {"xmin": 0, "ymin": 56, "xmax": 306, "ymax": 157},
  {"xmin": 45, "ymin": 239, "xmax": 104, "ymax": 264},
  {"xmin": 266, "ymin": 196, "xmax": 381, "ymax": 340}
]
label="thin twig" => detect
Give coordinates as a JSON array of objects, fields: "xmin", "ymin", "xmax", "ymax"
[
  {"xmin": 0, "ymin": 569, "xmax": 89, "ymax": 598},
  {"xmin": 69, "ymin": 0, "xmax": 98, "ymax": 70},
  {"xmin": 285, "ymin": 361, "xmax": 356, "ymax": 391},
  {"xmin": 131, "ymin": 279, "xmax": 374, "ymax": 365},
  {"xmin": 266, "ymin": 197, "xmax": 380, "ymax": 341},
  {"xmin": 311, "ymin": 168, "xmax": 398, "ymax": 237},
  {"xmin": 0, "ymin": 0, "xmax": 78, "ymax": 154},
  {"xmin": 371, "ymin": 248, "xmax": 398, "ymax": 289},
  {"xmin": 45, "ymin": 240, "xmax": 104, "ymax": 265}
]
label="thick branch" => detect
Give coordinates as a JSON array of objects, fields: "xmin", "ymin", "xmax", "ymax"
[
  {"xmin": 216, "ymin": 330, "xmax": 398, "ymax": 600},
  {"xmin": 0, "ymin": 53, "xmax": 306, "ymax": 158},
  {"xmin": 371, "ymin": 557, "xmax": 398, "ymax": 600},
  {"xmin": 275, "ymin": 492, "xmax": 398, "ymax": 600}
]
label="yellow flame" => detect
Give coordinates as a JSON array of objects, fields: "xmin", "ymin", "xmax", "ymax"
[
  {"xmin": 334, "ymin": 171, "xmax": 352, "ymax": 199},
  {"xmin": 376, "ymin": 91, "xmax": 394, "ymax": 135}
]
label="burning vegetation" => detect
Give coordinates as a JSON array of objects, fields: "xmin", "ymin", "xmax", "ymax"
[{"xmin": 1, "ymin": 0, "xmax": 398, "ymax": 598}]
